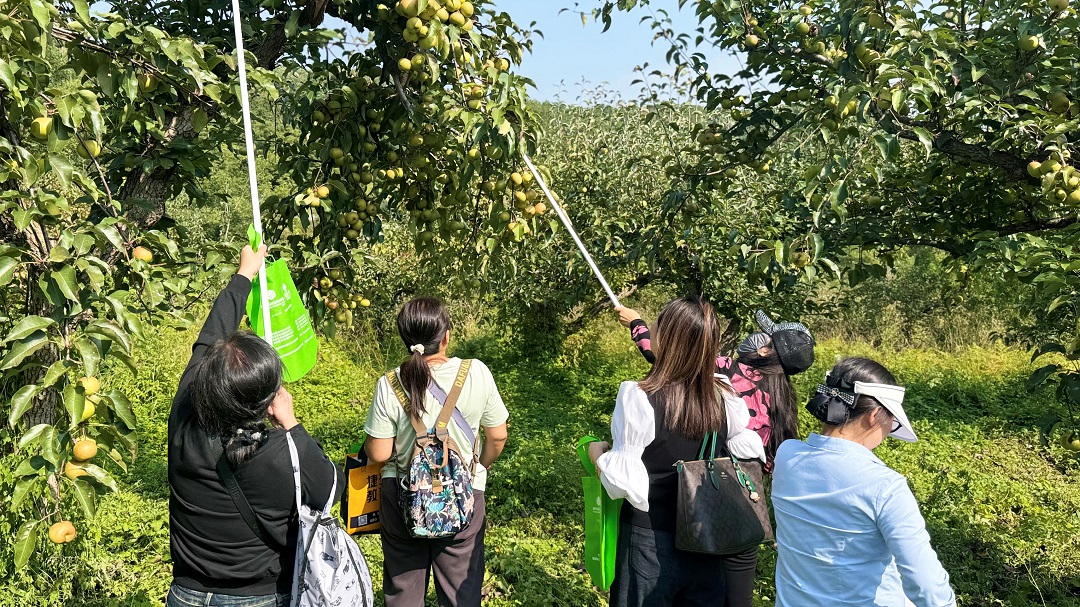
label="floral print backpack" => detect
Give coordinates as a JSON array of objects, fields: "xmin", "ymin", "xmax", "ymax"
[{"xmin": 386, "ymin": 360, "xmax": 479, "ymax": 538}]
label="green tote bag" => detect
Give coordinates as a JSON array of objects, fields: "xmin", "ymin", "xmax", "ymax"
[
  {"xmin": 577, "ymin": 435, "xmax": 622, "ymax": 591},
  {"xmin": 246, "ymin": 256, "xmax": 318, "ymax": 382}
]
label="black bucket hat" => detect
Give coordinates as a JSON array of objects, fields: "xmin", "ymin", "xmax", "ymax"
[{"xmin": 754, "ymin": 310, "xmax": 815, "ymax": 375}]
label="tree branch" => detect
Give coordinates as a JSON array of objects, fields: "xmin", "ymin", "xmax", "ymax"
[
  {"xmin": 887, "ymin": 117, "xmax": 1030, "ymax": 181},
  {"xmin": 565, "ymin": 273, "xmax": 659, "ymax": 335}
]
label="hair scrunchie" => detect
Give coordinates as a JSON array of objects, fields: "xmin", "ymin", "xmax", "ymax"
[
  {"xmin": 410, "ymin": 344, "xmax": 426, "ymax": 355},
  {"xmin": 227, "ymin": 421, "xmax": 270, "ymax": 451}
]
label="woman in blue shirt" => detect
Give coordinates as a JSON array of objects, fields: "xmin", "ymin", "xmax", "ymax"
[{"xmin": 771, "ymin": 357, "xmax": 956, "ymax": 607}]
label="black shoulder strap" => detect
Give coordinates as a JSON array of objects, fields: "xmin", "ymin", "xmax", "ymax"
[{"xmin": 212, "ymin": 436, "xmax": 282, "ymax": 548}]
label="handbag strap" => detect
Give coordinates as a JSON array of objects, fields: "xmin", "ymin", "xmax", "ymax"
[
  {"xmin": 696, "ymin": 433, "xmax": 758, "ymax": 495},
  {"xmin": 212, "ymin": 436, "xmax": 282, "ymax": 548},
  {"xmin": 697, "ymin": 432, "xmax": 720, "ymax": 461}
]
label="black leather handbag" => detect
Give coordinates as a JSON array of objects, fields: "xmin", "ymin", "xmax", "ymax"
[{"xmin": 674, "ymin": 432, "xmax": 766, "ymax": 555}]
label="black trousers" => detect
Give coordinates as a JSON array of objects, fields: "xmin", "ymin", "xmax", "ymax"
[
  {"xmin": 379, "ymin": 479, "xmax": 486, "ymax": 607},
  {"xmin": 610, "ymin": 522, "xmax": 758, "ymax": 607}
]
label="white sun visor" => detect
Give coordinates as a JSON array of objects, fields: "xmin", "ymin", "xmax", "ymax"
[{"xmin": 854, "ymin": 382, "xmax": 916, "ymax": 442}]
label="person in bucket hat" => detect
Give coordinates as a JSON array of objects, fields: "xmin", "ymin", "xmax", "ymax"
[
  {"xmin": 770, "ymin": 357, "xmax": 956, "ymax": 607},
  {"xmin": 616, "ymin": 306, "xmax": 815, "ymax": 470}
]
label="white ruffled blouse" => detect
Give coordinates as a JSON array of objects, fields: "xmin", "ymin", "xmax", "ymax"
[{"xmin": 596, "ymin": 376, "xmax": 767, "ymax": 512}]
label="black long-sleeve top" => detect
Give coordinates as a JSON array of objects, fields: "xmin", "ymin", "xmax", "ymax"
[{"xmin": 167, "ymin": 274, "xmax": 343, "ymax": 596}]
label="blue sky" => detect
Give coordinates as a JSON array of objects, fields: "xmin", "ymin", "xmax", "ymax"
[
  {"xmin": 91, "ymin": 0, "xmax": 743, "ymax": 103},
  {"xmin": 493, "ymin": 0, "xmax": 743, "ymax": 102}
]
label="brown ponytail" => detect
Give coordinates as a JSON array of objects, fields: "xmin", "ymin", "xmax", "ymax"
[{"xmin": 396, "ymin": 297, "xmax": 451, "ymax": 419}]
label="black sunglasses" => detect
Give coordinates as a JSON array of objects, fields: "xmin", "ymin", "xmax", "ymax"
[{"xmin": 880, "ymin": 406, "xmax": 902, "ymax": 433}]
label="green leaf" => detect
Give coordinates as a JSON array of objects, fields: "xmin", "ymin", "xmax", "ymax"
[
  {"xmin": 6, "ymin": 382, "xmax": 39, "ymax": 425},
  {"xmin": 1047, "ymin": 294, "xmax": 1072, "ymax": 313},
  {"xmin": 811, "ymin": 234, "xmax": 825, "ymax": 260},
  {"xmin": 17, "ymin": 423, "xmax": 51, "ymax": 449},
  {"xmin": 27, "ymin": 0, "xmax": 51, "ymax": 29},
  {"xmin": 63, "ymin": 384, "xmax": 85, "ymax": 429},
  {"xmin": 0, "ymin": 331, "xmax": 48, "ymax": 370},
  {"xmin": 1037, "ymin": 412, "xmax": 1062, "ymax": 448},
  {"xmin": 109, "ymin": 349, "xmax": 138, "ymax": 377},
  {"xmin": 1029, "ymin": 364, "xmax": 1059, "ymax": 390},
  {"xmin": 74, "ymin": 337, "xmax": 100, "ymax": 377},
  {"xmin": 72, "ymin": 0, "xmax": 90, "ymax": 22},
  {"xmin": 11, "ymin": 477, "xmax": 37, "ymax": 511},
  {"xmin": 0, "ymin": 256, "xmax": 19, "ymax": 286},
  {"xmin": 285, "ymin": 11, "xmax": 300, "ymax": 37},
  {"xmin": 911, "ymin": 126, "xmax": 934, "ymax": 158},
  {"xmin": 84, "ymin": 320, "xmax": 131, "ymax": 354},
  {"xmin": 96, "ymin": 64, "xmax": 118, "ymax": 97},
  {"xmin": 13, "ymin": 520, "xmax": 40, "ymax": 569},
  {"xmin": 192, "ymin": 107, "xmax": 209, "ymax": 134},
  {"xmin": 4, "ymin": 316, "xmax": 55, "ymax": 343},
  {"xmin": 13, "ymin": 455, "xmax": 50, "ymax": 477},
  {"xmin": 0, "ymin": 60, "xmax": 16, "ymax": 93},
  {"xmin": 105, "ymin": 390, "xmax": 136, "ymax": 430},
  {"xmin": 12, "ymin": 209, "xmax": 38, "ymax": 231},
  {"xmin": 51, "ymin": 265, "xmax": 79, "ymax": 302},
  {"xmin": 110, "ymin": 425, "xmax": 138, "ymax": 461},
  {"xmin": 81, "ymin": 463, "xmax": 119, "ymax": 492},
  {"xmin": 48, "ymin": 156, "xmax": 73, "ymax": 190},
  {"xmin": 105, "ymin": 447, "xmax": 128, "ymax": 473},
  {"xmin": 93, "ymin": 224, "xmax": 126, "ymax": 255},
  {"xmin": 39, "ymin": 426, "xmax": 60, "ymax": 467},
  {"xmin": 1032, "ymin": 342, "xmax": 1066, "ymax": 362},
  {"xmin": 872, "ymin": 133, "xmax": 897, "ymax": 162},
  {"xmin": 70, "ymin": 478, "xmax": 97, "ymax": 519}
]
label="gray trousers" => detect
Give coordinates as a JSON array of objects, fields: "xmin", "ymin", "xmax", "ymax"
[{"xmin": 379, "ymin": 479, "xmax": 486, "ymax": 607}]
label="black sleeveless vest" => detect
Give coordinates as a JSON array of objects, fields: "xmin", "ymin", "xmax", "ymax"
[{"xmin": 621, "ymin": 391, "xmax": 704, "ymax": 532}]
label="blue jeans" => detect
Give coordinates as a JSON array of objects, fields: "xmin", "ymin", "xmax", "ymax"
[{"xmin": 166, "ymin": 583, "xmax": 290, "ymax": 607}]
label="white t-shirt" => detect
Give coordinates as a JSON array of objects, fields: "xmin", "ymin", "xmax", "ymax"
[{"xmin": 363, "ymin": 357, "xmax": 508, "ymax": 491}]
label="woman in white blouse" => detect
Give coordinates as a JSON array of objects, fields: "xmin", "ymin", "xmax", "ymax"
[{"xmin": 589, "ymin": 296, "xmax": 766, "ymax": 607}]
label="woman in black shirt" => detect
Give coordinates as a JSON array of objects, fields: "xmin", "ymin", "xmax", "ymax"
[{"xmin": 167, "ymin": 245, "xmax": 342, "ymax": 606}]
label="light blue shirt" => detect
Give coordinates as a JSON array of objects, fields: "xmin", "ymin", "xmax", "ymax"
[{"xmin": 772, "ymin": 433, "xmax": 956, "ymax": 607}]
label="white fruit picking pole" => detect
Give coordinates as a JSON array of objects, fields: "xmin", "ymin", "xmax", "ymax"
[
  {"xmin": 230, "ymin": 0, "xmax": 273, "ymax": 347},
  {"xmin": 521, "ymin": 152, "xmax": 621, "ymax": 309}
]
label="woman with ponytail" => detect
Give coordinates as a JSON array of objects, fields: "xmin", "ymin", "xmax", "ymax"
[
  {"xmin": 771, "ymin": 357, "xmax": 956, "ymax": 607},
  {"xmin": 364, "ymin": 297, "xmax": 509, "ymax": 607},
  {"xmin": 167, "ymin": 245, "xmax": 342, "ymax": 607},
  {"xmin": 590, "ymin": 296, "xmax": 767, "ymax": 607}
]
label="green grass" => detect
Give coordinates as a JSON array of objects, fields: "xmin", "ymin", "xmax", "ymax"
[{"xmin": 3, "ymin": 315, "xmax": 1080, "ymax": 606}]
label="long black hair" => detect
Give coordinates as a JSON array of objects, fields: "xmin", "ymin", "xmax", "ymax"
[
  {"xmin": 396, "ymin": 297, "xmax": 451, "ymax": 419},
  {"xmin": 193, "ymin": 331, "xmax": 282, "ymax": 465},
  {"xmin": 738, "ymin": 348, "xmax": 797, "ymax": 458},
  {"xmin": 807, "ymin": 356, "xmax": 898, "ymax": 426}
]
